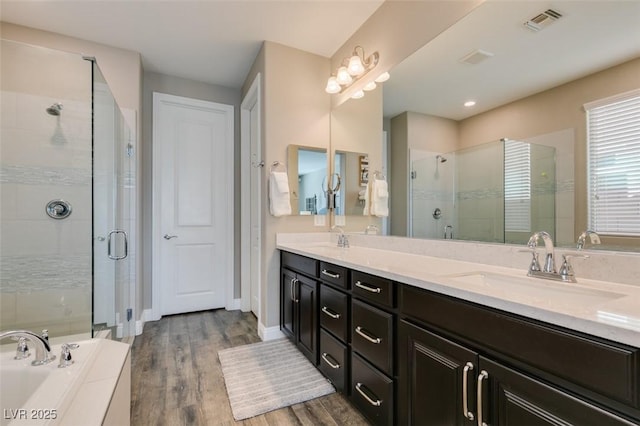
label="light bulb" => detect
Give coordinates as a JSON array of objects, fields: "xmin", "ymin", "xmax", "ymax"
[
  {"xmin": 374, "ymin": 72, "xmax": 390, "ymax": 83},
  {"xmin": 363, "ymin": 81, "xmax": 377, "ymax": 91},
  {"xmin": 336, "ymin": 66, "xmax": 353, "ymax": 85},
  {"xmin": 347, "ymin": 55, "xmax": 365, "ymax": 76},
  {"xmin": 325, "ymin": 76, "xmax": 341, "ymax": 94},
  {"xmin": 351, "ymin": 90, "xmax": 365, "ymax": 99}
]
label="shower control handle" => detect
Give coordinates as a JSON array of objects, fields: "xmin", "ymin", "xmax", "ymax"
[{"xmin": 163, "ymin": 234, "xmax": 178, "ymax": 240}]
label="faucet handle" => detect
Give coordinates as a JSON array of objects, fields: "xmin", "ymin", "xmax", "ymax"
[
  {"xmin": 559, "ymin": 253, "xmax": 589, "ymax": 281},
  {"xmin": 58, "ymin": 344, "xmax": 74, "ymax": 368},
  {"xmin": 519, "ymin": 248, "xmax": 541, "ymax": 273},
  {"xmin": 15, "ymin": 337, "xmax": 30, "ymax": 360}
]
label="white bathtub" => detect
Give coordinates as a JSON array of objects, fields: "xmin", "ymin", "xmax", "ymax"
[{"xmin": 0, "ymin": 338, "xmax": 130, "ymax": 425}]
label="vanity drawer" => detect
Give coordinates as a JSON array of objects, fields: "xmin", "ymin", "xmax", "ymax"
[
  {"xmin": 400, "ymin": 284, "xmax": 640, "ymax": 410},
  {"xmin": 319, "ymin": 329, "xmax": 348, "ymax": 393},
  {"xmin": 281, "ymin": 251, "xmax": 318, "ymax": 277},
  {"xmin": 352, "ymin": 299, "xmax": 394, "ymax": 376},
  {"xmin": 320, "ymin": 284, "xmax": 349, "ymax": 342},
  {"xmin": 351, "ymin": 352, "xmax": 394, "ymax": 426},
  {"xmin": 352, "ymin": 270, "xmax": 394, "ymax": 308},
  {"xmin": 320, "ymin": 261, "xmax": 348, "ymax": 289}
]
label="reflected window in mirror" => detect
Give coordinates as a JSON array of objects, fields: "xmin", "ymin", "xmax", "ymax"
[{"xmin": 287, "ymin": 145, "xmax": 327, "ymax": 215}]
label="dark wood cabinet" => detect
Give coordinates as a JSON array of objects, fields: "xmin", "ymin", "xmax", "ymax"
[
  {"xmin": 479, "ymin": 356, "xmax": 636, "ymax": 426},
  {"xmin": 296, "ymin": 274, "xmax": 318, "ymax": 363},
  {"xmin": 280, "ymin": 252, "xmax": 319, "ymax": 366},
  {"xmin": 398, "ymin": 320, "xmax": 477, "ymax": 426},
  {"xmin": 280, "ymin": 250, "xmax": 640, "ymax": 426}
]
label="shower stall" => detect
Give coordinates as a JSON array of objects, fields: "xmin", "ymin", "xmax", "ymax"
[
  {"xmin": 410, "ymin": 139, "xmax": 556, "ymax": 245},
  {"xmin": 0, "ymin": 39, "xmax": 135, "ymax": 340}
]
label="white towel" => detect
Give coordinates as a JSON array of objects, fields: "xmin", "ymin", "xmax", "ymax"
[
  {"xmin": 370, "ymin": 179, "xmax": 389, "ymax": 217},
  {"xmin": 363, "ymin": 181, "xmax": 371, "ymax": 215},
  {"xmin": 269, "ymin": 171, "xmax": 291, "ymax": 217}
]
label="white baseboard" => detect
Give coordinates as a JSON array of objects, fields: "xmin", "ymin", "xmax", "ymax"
[
  {"xmin": 258, "ymin": 322, "xmax": 285, "ymax": 341},
  {"xmin": 227, "ymin": 298, "xmax": 242, "ymax": 311},
  {"xmin": 135, "ymin": 309, "xmax": 154, "ymax": 336}
]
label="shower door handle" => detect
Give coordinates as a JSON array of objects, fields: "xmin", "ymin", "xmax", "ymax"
[{"xmin": 108, "ymin": 230, "xmax": 128, "ymax": 260}]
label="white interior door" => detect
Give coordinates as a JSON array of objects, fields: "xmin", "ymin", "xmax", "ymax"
[{"xmin": 153, "ymin": 93, "xmax": 233, "ymax": 316}]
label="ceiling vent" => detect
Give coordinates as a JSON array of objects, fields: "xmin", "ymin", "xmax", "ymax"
[
  {"xmin": 524, "ymin": 9, "xmax": 563, "ymax": 32},
  {"xmin": 459, "ymin": 49, "xmax": 494, "ymax": 65}
]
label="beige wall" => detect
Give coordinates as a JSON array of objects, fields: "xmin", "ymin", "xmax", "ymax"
[
  {"xmin": 330, "ymin": 88, "xmax": 383, "ymax": 231},
  {"xmin": 242, "ymin": 41, "xmax": 331, "ymax": 329},
  {"xmin": 142, "ymin": 72, "xmax": 241, "ymax": 308},
  {"xmin": 458, "ymin": 57, "xmax": 640, "ymax": 247},
  {"xmin": 1, "ymin": 22, "xmax": 145, "ymax": 323}
]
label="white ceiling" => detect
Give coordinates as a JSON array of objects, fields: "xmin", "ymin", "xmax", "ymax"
[
  {"xmin": 0, "ymin": 0, "xmax": 384, "ymax": 89},
  {"xmin": 383, "ymin": 1, "xmax": 640, "ymax": 120}
]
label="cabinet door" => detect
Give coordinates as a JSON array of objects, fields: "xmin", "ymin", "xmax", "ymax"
[
  {"xmin": 297, "ymin": 274, "xmax": 319, "ymax": 365},
  {"xmin": 478, "ymin": 356, "xmax": 637, "ymax": 426},
  {"xmin": 398, "ymin": 320, "xmax": 478, "ymax": 426},
  {"xmin": 281, "ymin": 268, "xmax": 296, "ymax": 339}
]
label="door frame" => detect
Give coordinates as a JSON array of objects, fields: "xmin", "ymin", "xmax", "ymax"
[
  {"xmin": 151, "ymin": 92, "xmax": 235, "ymax": 320},
  {"xmin": 240, "ymin": 74, "xmax": 262, "ymax": 321}
]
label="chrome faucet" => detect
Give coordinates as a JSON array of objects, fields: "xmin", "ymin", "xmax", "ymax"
[
  {"xmin": 0, "ymin": 330, "xmax": 55, "ymax": 366},
  {"xmin": 365, "ymin": 224, "xmax": 379, "ymax": 235},
  {"xmin": 527, "ymin": 231, "xmax": 556, "ymax": 273},
  {"xmin": 331, "ymin": 225, "xmax": 349, "ymax": 248},
  {"xmin": 577, "ymin": 230, "xmax": 601, "ymax": 250},
  {"xmin": 524, "ymin": 231, "xmax": 585, "ymax": 283}
]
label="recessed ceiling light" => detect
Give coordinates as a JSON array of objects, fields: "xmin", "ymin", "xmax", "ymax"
[{"xmin": 464, "ymin": 100, "xmax": 476, "ymax": 107}]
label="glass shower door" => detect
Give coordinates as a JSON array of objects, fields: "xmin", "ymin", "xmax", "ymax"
[{"xmin": 92, "ymin": 63, "xmax": 134, "ymax": 339}]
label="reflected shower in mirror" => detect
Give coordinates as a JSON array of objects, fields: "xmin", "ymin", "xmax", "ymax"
[
  {"xmin": 383, "ymin": 0, "xmax": 640, "ymax": 250},
  {"xmin": 411, "ymin": 138, "xmax": 557, "ymax": 245},
  {"xmin": 334, "ymin": 150, "xmax": 368, "ymax": 216},
  {"xmin": 287, "ymin": 145, "xmax": 327, "ymax": 215}
]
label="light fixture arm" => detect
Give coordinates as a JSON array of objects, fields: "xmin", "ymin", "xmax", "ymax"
[{"xmin": 326, "ymin": 45, "xmax": 385, "ymax": 97}]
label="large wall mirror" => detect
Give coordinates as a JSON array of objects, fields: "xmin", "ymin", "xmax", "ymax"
[
  {"xmin": 382, "ymin": 0, "xmax": 640, "ymax": 251},
  {"xmin": 330, "ymin": 88, "xmax": 384, "ymax": 231},
  {"xmin": 287, "ymin": 145, "xmax": 328, "ymax": 215}
]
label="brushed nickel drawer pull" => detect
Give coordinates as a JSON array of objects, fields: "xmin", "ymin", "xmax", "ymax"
[
  {"xmin": 462, "ymin": 362, "xmax": 475, "ymax": 421},
  {"xmin": 477, "ymin": 370, "xmax": 489, "ymax": 426},
  {"xmin": 355, "ymin": 382, "xmax": 382, "ymax": 407},
  {"xmin": 355, "ymin": 326, "xmax": 381, "ymax": 344},
  {"xmin": 321, "ymin": 352, "xmax": 340, "ymax": 369},
  {"xmin": 321, "ymin": 306, "xmax": 341, "ymax": 319},
  {"xmin": 321, "ymin": 269, "xmax": 340, "ymax": 279},
  {"xmin": 355, "ymin": 281, "xmax": 381, "ymax": 293}
]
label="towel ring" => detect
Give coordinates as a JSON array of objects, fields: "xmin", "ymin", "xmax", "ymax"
[
  {"xmin": 373, "ymin": 170, "xmax": 386, "ymax": 180},
  {"xmin": 270, "ymin": 161, "xmax": 286, "ymax": 173}
]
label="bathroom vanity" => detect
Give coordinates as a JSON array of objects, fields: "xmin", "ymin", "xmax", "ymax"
[{"xmin": 278, "ymin": 235, "xmax": 640, "ymax": 425}]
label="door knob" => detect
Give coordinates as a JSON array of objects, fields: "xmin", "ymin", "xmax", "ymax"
[{"xmin": 163, "ymin": 234, "xmax": 178, "ymax": 240}]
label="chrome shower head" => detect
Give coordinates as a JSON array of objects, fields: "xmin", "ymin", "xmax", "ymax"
[
  {"xmin": 46, "ymin": 103, "xmax": 63, "ymax": 116},
  {"xmin": 436, "ymin": 155, "xmax": 447, "ymax": 163}
]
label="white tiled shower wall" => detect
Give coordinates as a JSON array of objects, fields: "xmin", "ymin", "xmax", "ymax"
[{"xmin": 1, "ymin": 42, "xmax": 93, "ymax": 337}]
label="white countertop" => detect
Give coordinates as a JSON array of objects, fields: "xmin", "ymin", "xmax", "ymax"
[{"xmin": 277, "ymin": 236, "xmax": 640, "ymax": 348}]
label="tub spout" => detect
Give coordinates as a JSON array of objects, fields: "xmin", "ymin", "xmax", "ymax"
[{"xmin": 0, "ymin": 330, "xmax": 55, "ymax": 366}]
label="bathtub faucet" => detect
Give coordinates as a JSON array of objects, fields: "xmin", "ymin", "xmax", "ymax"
[{"xmin": 0, "ymin": 330, "xmax": 56, "ymax": 366}]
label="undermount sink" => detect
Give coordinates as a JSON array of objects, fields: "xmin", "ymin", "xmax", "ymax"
[{"xmin": 446, "ymin": 271, "xmax": 625, "ymax": 307}]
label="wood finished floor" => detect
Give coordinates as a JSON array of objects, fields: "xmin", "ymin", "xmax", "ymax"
[{"xmin": 130, "ymin": 309, "xmax": 369, "ymax": 425}]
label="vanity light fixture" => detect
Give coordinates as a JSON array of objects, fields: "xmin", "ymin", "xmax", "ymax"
[
  {"xmin": 464, "ymin": 100, "xmax": 477, "ymax": 107},
  {"xmin": 351, "ymin": 90, "xmax": 365, "ymax": 100},
  {"xmin": 325, "ymin": 45, "xmax": 389, "ymax": 97}
]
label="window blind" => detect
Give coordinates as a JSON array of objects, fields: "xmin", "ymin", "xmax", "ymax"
[
  {"xmin": 586, "ymin": 92, "xmax": 640, "ymax": 236},
  {"xmin": 504, "ymin": 140, "xmax": 531, "ymax": 232}
]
